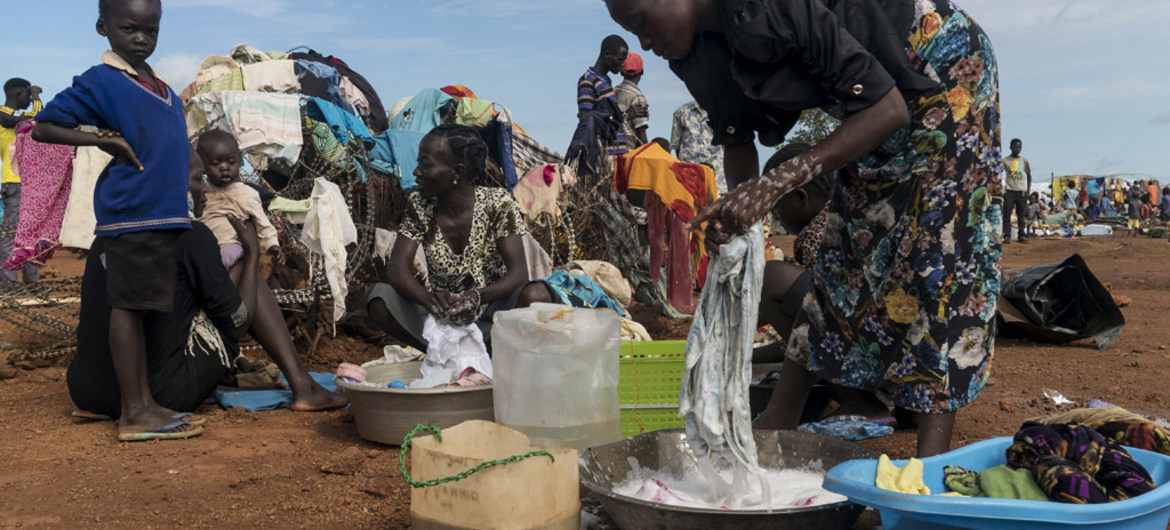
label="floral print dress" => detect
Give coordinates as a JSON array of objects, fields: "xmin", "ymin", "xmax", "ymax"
[{"xmin": 788, "ymin": 0, "xmax": 1003, "ymax": 413}]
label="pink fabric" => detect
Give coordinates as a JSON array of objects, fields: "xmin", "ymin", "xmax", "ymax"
[
  {"xmin": 336, "ymin": 362, "xmax": 367, "ymax": 382},
  {"xmin": 219, "ymin": 242, "xmax": 245, "ymax": 268},
  {"xmin": 3, "ymin": 122, "xmax": 74, "ymax": 271},
  {"xmin": 646, "ymin": 192, "xmax": 695, "ymax": 314}
]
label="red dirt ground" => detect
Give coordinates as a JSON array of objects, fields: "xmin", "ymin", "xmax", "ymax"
[{"xmin": 2, "ymin": 234, "xmax": 1169, "ymax": 529}]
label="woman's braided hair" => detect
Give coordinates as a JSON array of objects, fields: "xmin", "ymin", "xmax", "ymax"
[{"xmin": 427, "ymin": 124, "xmax": 487, "ymax": 187}]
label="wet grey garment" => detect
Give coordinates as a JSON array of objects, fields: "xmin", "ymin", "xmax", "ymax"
[{"xmin": 679, "ymin": 223, "xmax": 766, "ymax": 472}]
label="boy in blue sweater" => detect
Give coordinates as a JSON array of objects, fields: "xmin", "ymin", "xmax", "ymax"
[{"xmin": 33, "ymin": 0, "xmax": 202, "ymax": 440}]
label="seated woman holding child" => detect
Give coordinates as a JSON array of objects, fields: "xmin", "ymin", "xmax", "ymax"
[{"xmin": 366, "ymin": 125, "xmax": 554, "ymax": 350}]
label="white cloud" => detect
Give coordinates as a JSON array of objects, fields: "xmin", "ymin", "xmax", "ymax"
[
  {"xmin": 153, "ymin": 52, "xmax": 202, "ymax": 89},
  {"xmin": 1044, "ymin": 79, "xmax": 1169, "ymax": 107},
  {"xmin": 1151, "ymin": 111, "xmax": 1170, "ymax": 127}
]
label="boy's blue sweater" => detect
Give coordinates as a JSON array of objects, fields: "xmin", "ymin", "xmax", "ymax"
[{"xmin": 37, "ymin": 64, "xmax": 190, "ymax": 237}]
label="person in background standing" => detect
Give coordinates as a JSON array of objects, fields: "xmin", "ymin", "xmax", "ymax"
[
  {"xmin": 1160, "ymin": 186, "xmax": 1170, "ymax": 221},
  {"xmin": 568, "ymin": 34, "xmax": 629, "ymax": 177},
  {"xmin": 671, "ymin": 100, "xmax": 726, "ymax": 193},
  {"xmin": 615, "ymin": 52, "xmax": 649, "ymax": 149},
  {"xmin": 1127, "ymin": 182, "xmax": 1144, "ymax": 236},
  {"xmin": 1001, "ymin": 138, "xmax": 1031, "ymax": 243},
  {"xmin": 0, "ymin": 78, "xmax": 43, "ymax": 283}
]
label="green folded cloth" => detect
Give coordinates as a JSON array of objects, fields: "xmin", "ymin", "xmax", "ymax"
[
  {"xmin": 944, "ymin": 464, "xmax": 1048, "ymax": 501},
  {"xmin": 979, "ymin": 465, "xmax": 1049, "ymax": 501},
  {"xmin": 944, "ymin": 465, "xmax": 983, "ymax": 497}
]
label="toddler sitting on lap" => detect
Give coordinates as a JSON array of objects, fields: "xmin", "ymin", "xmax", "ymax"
[{"xmin": 194, "ymin": 129, "xmax": 282, "ymax": 269}]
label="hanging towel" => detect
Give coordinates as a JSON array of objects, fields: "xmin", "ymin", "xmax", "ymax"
[
  {"xmin": 369, "ymin": 129, "xmax": 426, "ymax": 189},
  {"xmin": 305, "ymin": 97, "xmax": 374, "ymax": 150},
  {"xmin": 678, "ymin": 223, "xmax": 765, "ymax": 472},
  {"xmin": 187, "ymin": 91, "xmax": 303, "ymax": 166},
  {"xmin": 513, "ymin": 163, "xmax": 564, "ymax": 221},
  {"xmin": 59, "ymin": 145, "xmax": 110, "ymax": 249},
  {"xmin": 455, "ymin": 97, "xmax": 495, "ymax": 126},
  {"xmin": 390, "ymin": 88, "xmax": 453, "ymax": 133},
  {"xmin": 338, "ymin": 76, "xmax": 371, "ymax": 121},
  {"xmin": 646, "ymin": 193, "xmax": 697, "ymax": 314},
  {"xmin": 194, "ymin": 54, "xmax": 243, "ymax": 94},
  {"xmin": 241, "ymin": 60, "xmax": 299, "ymax": 93},
  {"xmin": 2, "ymin": 122, "xmax": 75, "ymax": 270},
  {"xmin": 301, "ymin": 178, "xmax": 358, "ymax": 333}
]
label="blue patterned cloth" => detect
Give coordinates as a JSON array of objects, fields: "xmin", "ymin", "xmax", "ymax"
[
  {"xmin": 542, "ymin": 270, "xmax": 627, "ymax": 317},
  {"xmin": 785, "ymin": 1, "xmax": 1003, "ymax": 414}
]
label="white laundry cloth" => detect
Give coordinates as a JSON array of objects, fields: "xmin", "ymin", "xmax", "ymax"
[
  {"xmin": 59, "ymin": 146, "xmax": 112, "ymax": 249},
  {"xmin": 679, "ymin": 223, "xmax": 765, "ymax": 473},
  {"xmin": 242, "ymin": 60, "xmax": 299, "ymax": 93},
  {"xmin": 373, "ymin": 228, "xmax": 428, "ymax": 280},
  {"xmin": 420, "ymin": 315, "xmax": 492, "ymax": 380},
  {"xmin": 301, "ymin": 178, "xmax": 358, "ymax": 333}
]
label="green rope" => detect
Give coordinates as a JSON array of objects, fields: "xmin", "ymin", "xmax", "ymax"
[{"xmin": 397, "ymin": 424, "xmax": 556, "ymax": 489}]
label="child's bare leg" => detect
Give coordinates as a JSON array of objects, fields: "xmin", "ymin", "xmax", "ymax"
[
  {"xmin": 110, "ymin": 308, "xmax": 197, "ymax": 434},
  {"xmin": 915, "ymin": 411, "xmax": 955, "ymax": 457},
  {"xmin": 247, "ymin": 279, "xmax": 347, "ymax": 411}
]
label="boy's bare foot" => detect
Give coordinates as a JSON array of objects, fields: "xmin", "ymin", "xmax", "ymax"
[{"xmin": 290, "ymin": 384, "xmax": 348, "ymax": 412}]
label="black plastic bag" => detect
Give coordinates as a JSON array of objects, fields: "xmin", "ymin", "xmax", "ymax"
[{"xmin": 999, "ymin": 254, "xmax": 1125, "ymax": 349}]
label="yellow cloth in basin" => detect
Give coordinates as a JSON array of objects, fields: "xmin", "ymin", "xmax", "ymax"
[{"xmin": 876, "ymin": 454, "xmax": 931, "ymax": 495}]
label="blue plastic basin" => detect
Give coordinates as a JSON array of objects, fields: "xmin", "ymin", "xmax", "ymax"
[{"xmin": 824, "ymin": 437, "xmax": 1170, "ymax": 530}]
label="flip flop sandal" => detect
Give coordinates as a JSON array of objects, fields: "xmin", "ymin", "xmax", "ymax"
[
  {"xmin": 117, "ymin": 420, "xmax": 204, "ymax": 442},
  {"xmin": 72, "ymin": 410, "xmax": 114, "ymax": 421},
  {"xmin": 173, "ymin": 412, "xmax": 208, "ymax": 427},
  {"xmin": 73, "ymin": 410, "xmax": 207, "ymax": 426}
]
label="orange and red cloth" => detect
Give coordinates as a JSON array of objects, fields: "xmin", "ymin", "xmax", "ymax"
[{"xmin": 615, "ymin": 143, "xmax": 720, "ymax": 313}]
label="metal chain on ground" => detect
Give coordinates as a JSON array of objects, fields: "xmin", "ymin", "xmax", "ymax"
[{"xmin": 397, "ymin": 424, "xmax": 555, "ymax": 489}]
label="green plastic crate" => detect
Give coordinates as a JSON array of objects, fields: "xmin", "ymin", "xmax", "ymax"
[{"xmin": 619, "ymin": 340, "xmax": 686, "ymax": 437}]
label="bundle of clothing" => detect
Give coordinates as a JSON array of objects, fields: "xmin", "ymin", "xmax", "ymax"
[{"xmin": 1005, "ymin": 421, "xmax": 1156, "ymax": 504}]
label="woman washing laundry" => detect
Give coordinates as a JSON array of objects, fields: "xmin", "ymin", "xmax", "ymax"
[
  {"xmin": 607, "ymin": 0, "xmax": 1003, "ymax": 457},
  {"xmin": 365, "ymin": 125, "xmax": 555, "ymax": 350}
]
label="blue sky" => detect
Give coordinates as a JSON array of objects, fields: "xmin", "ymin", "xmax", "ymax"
[{"xmin": 3, "ymin": 0, "xmax": 1168, "ymax": 182}]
